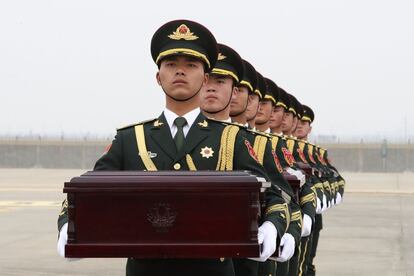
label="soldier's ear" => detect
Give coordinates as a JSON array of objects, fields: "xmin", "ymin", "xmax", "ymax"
[
  {"xmin": 232, "ymin": 86, "xmax": 239, "ymax": 97},
  {"xmin": 156, "ymin": 72, "xmax": 161, "ymax": 86},
  {"xmin": 202, "ymin": 73, "xmax": 209, "ymax": 86}
]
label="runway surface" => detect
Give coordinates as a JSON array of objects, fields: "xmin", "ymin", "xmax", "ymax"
[{"xmin": 0, "ymin": 169, "xmax": 413, "ymax": 275}]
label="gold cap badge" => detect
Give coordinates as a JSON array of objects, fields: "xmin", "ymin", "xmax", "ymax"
[
  {"xmin": 218, "ymin": 53, "xmax": 226, "ymax": 60},
  {"xmin": 168, "ymin": 24, "xmax": 199, "ymax": 41}
]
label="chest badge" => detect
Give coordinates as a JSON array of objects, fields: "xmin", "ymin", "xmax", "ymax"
[{"xmin": 200, "ymin": 146, "xmax": 214, "ymax": 159}]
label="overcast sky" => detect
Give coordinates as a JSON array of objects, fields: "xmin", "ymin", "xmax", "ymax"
[{"xmin": 1, "ymin": 0, "xmax": 413, "ymax": 140}]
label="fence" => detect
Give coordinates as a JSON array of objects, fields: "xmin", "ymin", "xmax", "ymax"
[{"xmin": 0, "ymin": 139, "xmax": 413, "ymax": 172}]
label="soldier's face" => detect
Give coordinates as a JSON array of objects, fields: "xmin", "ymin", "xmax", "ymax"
[
  {"xmin": 157, "ymin": 56, "xmax": 208, "ymax": 101},
  {"xmin": 230, "ymin": 86, "xmax": 249, "ymax": 116},
  {"xmin": 291, "ymin": 117, "xmax": 298, "ymax": 134},
  {"xmin": 255, "ymin": 100, "xmax": 273, "ymax": 124},
  {"xmin": 281, "ymin": 112, "xmax": 294, "ymax": 132},
  {"xmin": 245, "ymin": 93, "xmax": 260, "ymax": 121},
  {"xmin": 295, "ymin": 120, "xmax": 312, "ymax": 138},
  {"xmin": 200, "ymin": 74, "xmax": 237, "ymax": 113},
  {"xmin": 269, "ymin": 106, "xmax": 285, "ymax": 129}
]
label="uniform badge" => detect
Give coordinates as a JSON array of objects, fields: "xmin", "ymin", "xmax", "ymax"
[
  {"xmin": 198, "ymin": 120, "xmax": 208, "ymax": 128},
  {"xmin": 218, "ymin": 53, "xmax": 226, "ymax": 60},
  {"xmin": 200, "ymin": 146, "xmax": 214, "ymax": 159},
  {"xmin": 139, "ymin": 151, "xmax": 157, "ymax": 158},
  {"xmin": 271, "ymin": 150, "xmax": 284, "ymax": 173},
  {"xmin": 153, "ymin": 120, "xmax": 164, "ymax": 127},
  {"xmin": 282, "ymin": 147, "xmax": 295, "ymax": 167},
  {"xmin": 244, "ymin": 140, "xmax": 259, "ymax": 162},
  {"xmin": 168, "ymin": 24, "xmax": 199, "ymax": 41}
]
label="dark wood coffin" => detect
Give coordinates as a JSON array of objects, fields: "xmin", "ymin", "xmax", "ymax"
[
  {"xmin": 282, "ymin": 172, "xmax": 301, "ymax": 202},
  {"xmin": 63, "ymin": 171, "xmax": 270, "ymax": 258},
  {"xmin": 295, "ymin": 162, "xmax": 314, "ymax": 178}
]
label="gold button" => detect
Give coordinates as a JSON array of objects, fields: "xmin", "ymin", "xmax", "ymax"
[
  {"xmin": 173, "ymin": 163, "xmax": 181, "ymax": 170},
  {"xmin": 220, "ymin": 257, "xmax": 225, "ymax": 262}
]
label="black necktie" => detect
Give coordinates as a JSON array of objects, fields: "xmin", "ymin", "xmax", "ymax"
[{"xmin": 173, "ymin": 117, "xmax": 187, "ymax": 152}]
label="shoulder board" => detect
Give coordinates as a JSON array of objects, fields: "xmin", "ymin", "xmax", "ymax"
[
  {"xmin": 206, "ymin": 117, "xmax": 247, "ymax": 128},
  {"xmin": 270, "ymin": 132, "xmax": 283, "ymax": 138},
  {"xmin": 116, "ymin": 118, "xmax": 157, "ymax": 131},
  {"xmin": 246, "ymin": 128, "xmax": 271, "ymax": 138}
]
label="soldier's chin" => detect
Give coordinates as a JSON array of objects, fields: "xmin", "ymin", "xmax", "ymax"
[{"xmin": 168, "ymin": 90, "xmax": 198, "ymax": 101}]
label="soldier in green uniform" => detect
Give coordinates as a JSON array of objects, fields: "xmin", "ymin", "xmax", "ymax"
[
  {"xmin": 294, "ymin": 104, "xmax": 346, "ymax": 276},
  {"xmin": 263, "ymin": 89, "xmax": 318, "ymax": 276},
  {"xmin": 57, "ymin": 20, "xmax": 289, "ymax": 276},
  {"xmin": 241, "ymin": 76, "xmax": 300, "ymax": 276},
  {"xmin": 293, "ymin": 105, "xmax": 321, "ymax": 276},
  {"xmin": 198, "ymin": 44, "xmax": 291, "ymax": 276},
  {"xmin": 229, "ymin": 64, "xmax": 301, "ymax": 276}
]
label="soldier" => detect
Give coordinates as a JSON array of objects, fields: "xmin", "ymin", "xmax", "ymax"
[
  {"xmin": 294, "ymin": 104, "xmax": 347, "ymax": 276},
  {"xmin": 57, "ymin": 20, "xmax": 289, "ymax": 276},
  {"xmin": 199, "ymin": 44, "xmax": 290, "ymax": 276},
  {"xmin": 233, "ymin": 61, "xmax": 300, "ymax": 276},
  {"xmin": 266, "ymin": 90, "xmax": 317, "ymax": 276},
  {"xmin": 239, "ymin": 76, "xmax": 301, "ymax": 276}
]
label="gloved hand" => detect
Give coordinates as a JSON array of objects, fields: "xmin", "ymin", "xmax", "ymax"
[
  {"xmin": 316, "ymin": 197, "xmax": 323, "ymax": 214},
  {"xmin": 301, "ymin": 214, "xmax": 312, "ymax": 237},
  {"xmin": 248, "ymin": 221, "xmax": 277, "ymax": 262},
  {"xmin": 57, "ymin": 223, "xmax": 81, "ymax": 261},
  {"xmin": 286, "ymin": 168, "xmax": 306, "ymax": 186},
  {"xmin": 321, "ymin": 194, "xmax": 328, "ymax": 212},
  {"xmin": 275, "ymin": 233, "xmax": 295, "ymax": 262},
  {"xmin": 336, "ymin": 192, "xmax": 342, "ymax": 205}
]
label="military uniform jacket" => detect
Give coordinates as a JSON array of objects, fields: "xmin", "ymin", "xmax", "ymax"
[{"xmin": 58, "ymin": 112, "xmax": 288, "ymax": 276}]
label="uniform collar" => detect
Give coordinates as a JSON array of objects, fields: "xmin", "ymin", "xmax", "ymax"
[{"xmin": 164, "ymin": 107, "xmax": 200, "ymax": 129}]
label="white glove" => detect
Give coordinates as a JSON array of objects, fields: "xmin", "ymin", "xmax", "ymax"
[
  {"xmin": 248, "ymin": 221, "xmax": 277, "ymax": 262},
  {"xmin": 321, "ymin": 194, "xmax": 328, "ymax": 212},
  {"xmin": 286, "ymin": 168, "xmax": 306, "ymax": 186},
  {"xmin": 301, "ymin": 214, "xmax": 312, "ymax": 237},
  {"xmin": 336, "ymin": 192, "xmax": 342, "ymax": 205},
  {"xmin": 275, "ymin": 233, "xmax": 295, "ymax": 262},
  {"xmin": 57, "ymin": 223, "xmax": 81, "ymax": 261},
  {"xmin": 316, "ymin": 197, "xmax": 322, "ymax": 214}
]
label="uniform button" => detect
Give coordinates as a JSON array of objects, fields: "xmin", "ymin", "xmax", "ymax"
[
  {"xmin": 173, "ymin": 163, "xmax": 181, "ymax": 170},
  {"xmin": 220, "ymin": 257, "xmax": 225, "ymax": 262}
]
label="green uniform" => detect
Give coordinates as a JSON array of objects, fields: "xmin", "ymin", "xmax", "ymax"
[
  {"xmin": 58, "ymin": 112, "xmax": 289, "ymax": 276},
  {"xmin": 241, "ymin": 128, "xmax": 295, "ymax": 276}
]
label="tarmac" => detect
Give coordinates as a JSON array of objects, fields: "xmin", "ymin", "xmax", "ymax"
[{"xmin": 0, "ymin": 169, "xmax": 413, "ymax": 275}]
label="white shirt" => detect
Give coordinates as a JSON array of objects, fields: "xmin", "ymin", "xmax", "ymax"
[
  {"xmin": 164, "ymin": 107, "xmax": 200, "ymax": 138},
  {"xmin": 264, "ymin": 128, "xmax": 271, "ymax": 134}
]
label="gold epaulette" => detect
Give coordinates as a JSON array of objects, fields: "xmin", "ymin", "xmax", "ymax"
[
  {"xmin": 246, "ymin": 128, "xmax": 271, "ymax": 138},
  {"xmin": 116, "ymin": 118, "xmax": 157, "ymax": 131},
  {"xmin": 206, "ymin": 117, "xmax": 247, "ymax": 128},
  {"xmin": 269, "ymin": 132, "xmax": 283, "ymax": 138}
]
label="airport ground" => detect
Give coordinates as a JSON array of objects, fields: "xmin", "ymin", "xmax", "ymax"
[{"xmin": 0, "ymin": 169, "xmax": 413, "ymax": 275}]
